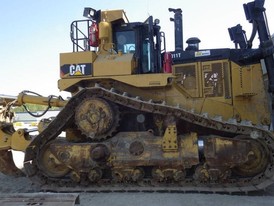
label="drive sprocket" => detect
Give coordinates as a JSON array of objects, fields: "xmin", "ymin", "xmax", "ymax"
[{"xmin": 75, "ymin": 97, "xmax": 119, "ymax": 141}]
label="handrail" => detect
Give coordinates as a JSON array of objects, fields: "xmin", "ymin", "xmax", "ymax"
[{"xmin": 70, "ymin": 19, "xmax": 92, "ymax": 52}]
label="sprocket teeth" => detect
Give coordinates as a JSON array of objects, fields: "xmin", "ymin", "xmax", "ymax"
[{"xmin": 75, "ymin": 97, "xmax": 120, "ymax": 141}]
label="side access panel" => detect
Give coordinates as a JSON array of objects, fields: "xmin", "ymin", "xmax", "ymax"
[{"xmin": 60, "ymin": 51, "xmax": 97, "ymax": 78}]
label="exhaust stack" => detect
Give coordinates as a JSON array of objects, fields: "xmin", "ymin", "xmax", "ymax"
[{"xmin": 169, "ymin": 8, "xmax": 183, "ymax": 51}]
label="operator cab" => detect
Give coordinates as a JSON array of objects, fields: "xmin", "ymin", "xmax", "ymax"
[
  {"xmin": 71, "ymin": 8, "xmax": 164, "ymax": 75},
  {"xmin": 112, "ymin": 18, "xmax": 162, "ymax": 74}
]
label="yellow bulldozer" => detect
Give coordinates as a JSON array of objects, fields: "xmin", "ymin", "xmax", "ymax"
[{"xmin": 1, "ymin": 0, "xmax": 274, "ymax": 193}]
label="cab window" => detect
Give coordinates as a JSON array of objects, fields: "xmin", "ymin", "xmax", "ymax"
[{"xmin": 115, "ymin": 31, "xmax": 135, "ymax": 53}]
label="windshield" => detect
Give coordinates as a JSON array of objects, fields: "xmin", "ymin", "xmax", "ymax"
[{"xmin": 115, "ymin": 31, "xmax": 135, "ymax": 53}]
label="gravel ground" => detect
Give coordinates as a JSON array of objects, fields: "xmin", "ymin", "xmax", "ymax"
[{"xmin": 1, "ymin": 173, "xmax": 274, "ymax": 206}]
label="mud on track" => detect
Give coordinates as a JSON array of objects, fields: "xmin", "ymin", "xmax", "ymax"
[{"xmin": 1, "ymin": 173, "xmax": 274, "ymax": 206}]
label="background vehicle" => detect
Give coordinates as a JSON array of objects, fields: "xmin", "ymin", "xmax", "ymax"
[{"xmin": 0, "ymin": 0, "xmax": 274, "ymax": 193}]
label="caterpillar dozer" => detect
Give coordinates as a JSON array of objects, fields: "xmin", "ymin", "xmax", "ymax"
[{"xmin": 1, "ymin": 0, "xmax": 274, "ymax": 193}]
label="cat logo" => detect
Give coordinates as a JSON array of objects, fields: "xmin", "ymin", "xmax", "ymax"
[
  {"xmin": 60, "ymin": 63, "xmax": 92, "ymax": 77},
  {"xmin": 69, "ymin": 64, "xmax": 86, "ymax": 76}
]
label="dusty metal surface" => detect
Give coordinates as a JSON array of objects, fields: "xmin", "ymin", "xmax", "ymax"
[
  {"xmin": 0, "ymin": 150, "xmax": 23, "ymax": 176},
  {"xmin": 0, "ymin": 193, "xmax": 80, "ymax": 206},
  {"xmin": 21, "ymin": 85, "xmax": 274, "ymax": 193}
]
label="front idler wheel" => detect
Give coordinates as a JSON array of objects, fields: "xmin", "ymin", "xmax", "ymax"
[{"xmin": 38, "ymin": 143, "xmax": 70, "ymax": 178}]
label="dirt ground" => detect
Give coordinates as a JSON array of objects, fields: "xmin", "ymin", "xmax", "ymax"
[{"xmin": 1, "ymin": 173, "xmax": 274, "ymax": 206}]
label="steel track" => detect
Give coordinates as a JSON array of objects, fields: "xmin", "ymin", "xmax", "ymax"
[{"xmin": 23, "ymin": 85, "xmax": 274, "ymax": 193}]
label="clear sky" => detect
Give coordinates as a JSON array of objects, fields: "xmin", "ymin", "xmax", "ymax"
[{"xmin": 0, "ymin": 0, "xmax": 273, "ymax": 97}]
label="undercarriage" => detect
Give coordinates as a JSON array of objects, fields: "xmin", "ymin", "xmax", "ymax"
[{"xmin": 9, "ymin": 85, "xmax": 272, "ymax": 193}]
